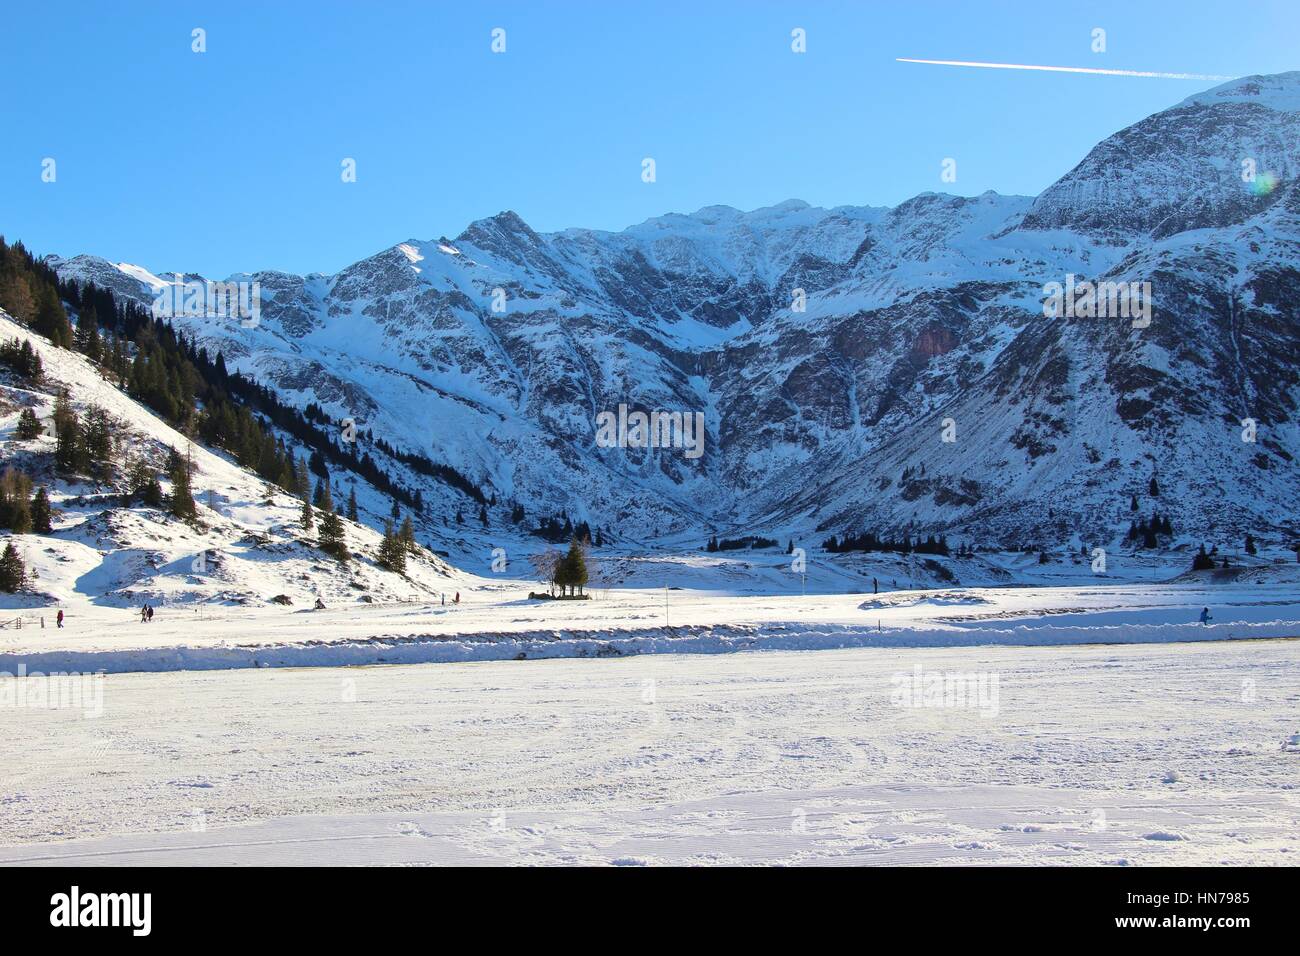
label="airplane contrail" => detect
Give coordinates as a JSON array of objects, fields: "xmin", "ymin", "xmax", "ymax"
[{"xmin": 896, "ymin": 58, "xmax": 1235, "ymax": 81}]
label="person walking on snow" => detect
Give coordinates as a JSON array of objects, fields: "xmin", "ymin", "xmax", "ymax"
[
  {"xmin": 1199, "ymin": 607, "xmax": 1212, "ymax": 625},
  {"xmin": 454, "ymin": 592, "xmax": 460, "ymax": 604},
  {"xmin": 140, "ymin": 606, "xmax": 148, "ymax": 624},
  {"xmin": 56, "ymin": 609, "xmax": 64, "ymax": 629},
  {"xmin": 147, "ymin": 605, "xmax": 154, "ymax": 623}
]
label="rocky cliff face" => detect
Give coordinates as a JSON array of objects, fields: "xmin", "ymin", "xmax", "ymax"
[{"xmin": 51, "ymin": 73, "xmax": 1300, "ymax": 549}]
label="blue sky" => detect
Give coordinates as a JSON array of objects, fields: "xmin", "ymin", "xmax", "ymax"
[{"xmin": 2, "ymin": 0, "xmax": 1296, "ymax": 277}]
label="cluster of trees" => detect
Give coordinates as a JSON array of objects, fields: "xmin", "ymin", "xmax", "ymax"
[
  {"xmin": 376, "ymin": 517, "xmax": 416, "ymax": 574},
  {"xmin": 1125, "ymin": 512, "xmax": 1173, "ymax": 549},
  {"xmin": 51, "ymin": 394, "xmax": 119, "ymax": 483},
  {"xmin": 0, "ymin": 337, "xmax": 42, "ymax": 379},
  {"xmin": 0, "ymin": 238, "xmax": 73, "ymax": 347},
  {"xmin": 0, "ymin": 469, "xmax": 52, "ymax": 534},
  {"xmin": 822, "ymin": 531, "xmax": 951, "ymax": 556},
  {"xmin": 707, "ymin": 535, "xmax": 778, "ymax": 552},
  {"xmin": 1191, "ymin": 544, "xmax": 1229, "ymax": 571},
  {"xmin": 533, "ymin": 515, "xmax": 600, "ymax": 546},
  {"xmin": 527, "ymin": 538, "xmax": 592, "ymax": 597}
]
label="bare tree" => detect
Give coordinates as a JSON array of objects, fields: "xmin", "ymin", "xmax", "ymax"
[{"xmin": 527, "ymin": 546, "xmax": 561, "ymax": 596}]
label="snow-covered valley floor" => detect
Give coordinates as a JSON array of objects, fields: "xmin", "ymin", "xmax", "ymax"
[{"xmin": 2, "ymin": 634, "xmax": 1298, "ymax": 865}]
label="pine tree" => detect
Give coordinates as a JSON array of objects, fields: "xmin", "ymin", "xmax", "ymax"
[
  {"xmin": 14, "ymin": 408, "xmax": 42, "ymax": 440},
  {"xmin": 53, "ymin": 392, "xmax": 80, "ymax": 474},
  {"xmin": 1245, "ymin": 534, "xmax": 1257, "ymax": 555},
  {"xmin": 347, "ymin": 487, "xmax": 358, "ymax": 522},
  {"xmin": 378, "ymin": 520, "xmax": 407, "ymax": 574},
  {"xmin": 1191, "ymin": 545, "xmax": 1214, "ymax": 571},
  {"xmin": 398, "ymin": 516, "xmax": 415, "ymax": 554},
  {"xmin": 1149, "ymin": 475, "xmax": 1160, "ymax": 497},
  {"xmin": 316, "ymin": 484, "xmax": 348, "ymax": 560},
  {"xmin": 81, "ymin": 405, "xmax": 116, "ymax": 482},
  {"xmin": 1130, "ymin": 494, "xmax": 1139, "ymax": 512},
  {"xmin": 30, "ymin": 487, "xmax": 52, "ymax": 533},
  {"xmin": 300, "ymin": 498, "xmax": 315, "ymax": 532},
  {"xmin": 479, "ymin": 503, "xmax": 489, "ymax": 527},
  {"xmin": 166, "ymin": 446, "xmax": 197, "ymax": 520},
  {"xmin": 0, "ymin": 541, "xmax": 26, "ymax": 592}
]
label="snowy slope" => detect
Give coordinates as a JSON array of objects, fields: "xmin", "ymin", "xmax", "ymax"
[{"xmin": 0, "ymin": 310, "xmax": 471, "ymax": 612}]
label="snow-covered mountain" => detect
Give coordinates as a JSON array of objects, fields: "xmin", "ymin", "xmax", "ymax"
[{"xmin": 50, "ymin": 72, "xmax": 1300, "ymax": 550}]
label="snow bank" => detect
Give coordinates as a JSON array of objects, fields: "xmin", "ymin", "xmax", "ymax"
[{"xmin": 3, "ymin": 617, "xmax": 1296, "ymax": 675}]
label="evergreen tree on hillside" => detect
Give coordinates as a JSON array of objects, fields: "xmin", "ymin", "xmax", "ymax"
[
  {"xmin": 74, "ymin": 305, "xmax": 102, "ymax": 363},
  {"xmin": 377, "ymin": 520, "xmax": 406, "ymax": 574},
  {"xmin": 347, "ymin": 486, "xmax": 358, "ymax": 522},
  {"xmin": 1245, "ymin": 534, "xmax": 1257, "ymax": 555},
  {"xmin": 53, "ymin": 392, "xmax": 79, "ymax": 474},
  {"xmin": 125, "ymin": 456, "xmax": 164, "ymax": 507},
  {"xmin": 300, "ymin": 497, "xmax": 315, "ymax": 532},
  {"xmin": 0, "ymin": 542, "xmax": 26, "ymax": 592},
  {"xmin": 1191, "ymin": 545, "xmax": 1215, "ymax": 571},
  {"xmin": 1149, "ymin": 475, "xmax": 1160, "ymax": 497},
  {"xmin": 14, "ymin": 408, "xmax": 42, "ymax": 440},
  {"xmin": 30, "ymin": 487, "xmax": 52, "ymax": 533},
  {"xmin": 33, "ymin": 285, "xmax": 73, "ymax": 347},
  {"xmin": 0, "ymin": 469, "xmax": 33, "ymax": 533},
  {"xmin": 166, "ymin": 446, "xmax": 197, "ymax": 520},
  {"xmin": 316, "ymin": 484, "xmax": 348, "ymax": 560},
  {"xmin": 80, "ymin": 405, "xmax": 116, "ymax": 483}
]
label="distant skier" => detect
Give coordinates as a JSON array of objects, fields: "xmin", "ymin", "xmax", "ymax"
[
  {"xmin": 314, "ymin": 597, "xmax": 326, "ymax": 610},
  {"xmin": 1199, "ymin": 607, "xmax": 1212, "ymax": 625},
  {"xmin": 146, "ymin": 605, "xmax": 154, "ymax": 623},
  {"xmin": 56, "ymin": 609, "xmax": 64, "ymax": 629}
]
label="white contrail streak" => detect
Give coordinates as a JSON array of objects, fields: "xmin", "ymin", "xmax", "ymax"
[{"xmin": 896, "ymin": 58, "xmax": 1235, "ymax": 81}]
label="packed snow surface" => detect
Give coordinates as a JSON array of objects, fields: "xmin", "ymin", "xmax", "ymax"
[{"xmin": 1, "ymin": 637, "xmax": 1296, "ymax": 865}]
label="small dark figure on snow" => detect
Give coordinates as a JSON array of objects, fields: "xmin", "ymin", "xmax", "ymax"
[
  {"xmin": 56, "ymin": 609, "xmax": 64, "ymax": 629},
  {"xmin": 146, "ymin": 605, "xmax": 154, "ymax": 622},
  {"xmin": 454, "ymin": 592, "xmax": 460, "ymax": 604},
  {"xmin": 1199, "ymin": 607, "xmax": 1212, "ymax": 625},
  {"xmin": 140, "ymin": 606, "xmax": 148, "ymax": 624},
  {"xmin": 314, "ymin": 597, "xmax": 326, "ymax": 610},
  {"xmin": 873, "ymin": 577, "xmax": 878, "ymax": 594}
]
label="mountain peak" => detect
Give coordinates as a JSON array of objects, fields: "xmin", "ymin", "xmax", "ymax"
[{"xmin": 1178, "ymin": 70, "xmax": 1300, "ymax": 113}]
